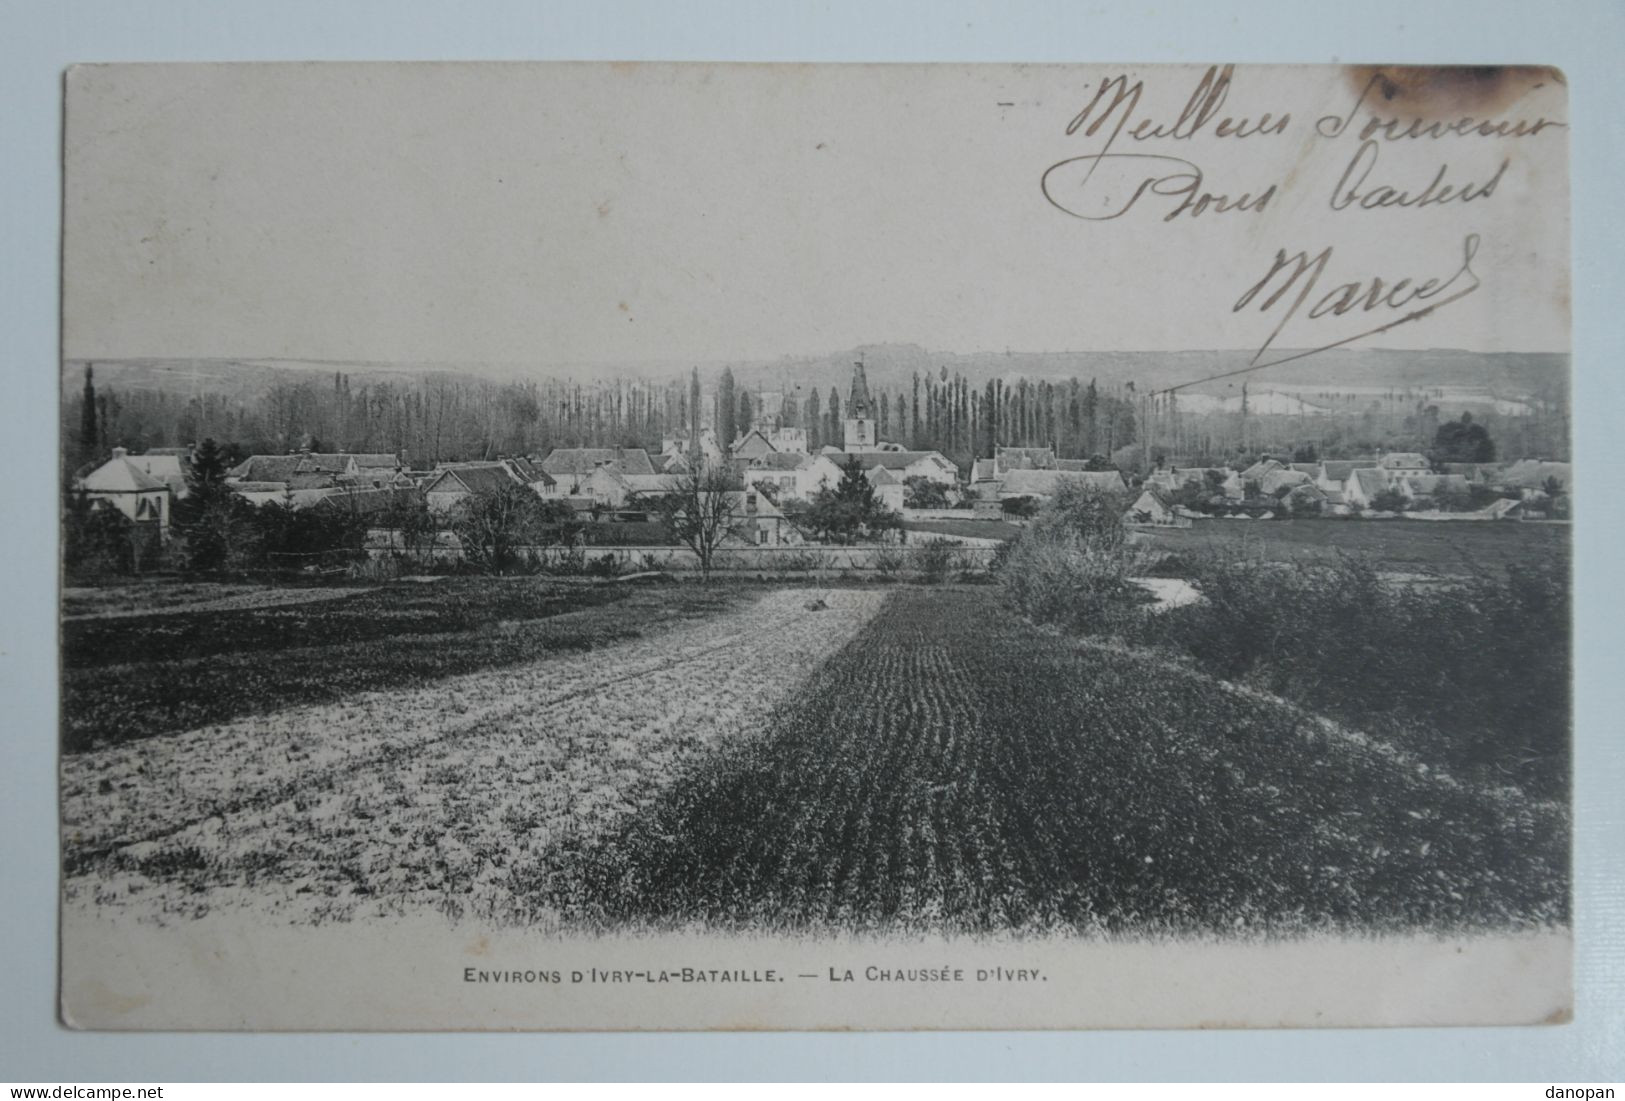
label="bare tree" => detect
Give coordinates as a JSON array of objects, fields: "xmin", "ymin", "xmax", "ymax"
[
  {"xmin": 382, "ymin": 494, "xmax": 438, "ymax": 566},
  {"xmin": 453, "ymin": 483, "xmax": 547, "ymax": 575},
  {"xmin": 649, "ymin": 462, "xmax": 748, "ymax": 580}
]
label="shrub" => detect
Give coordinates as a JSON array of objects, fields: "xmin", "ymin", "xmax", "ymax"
[
  {"xmin": 1370, "ymin": 488, "xmax": 1409, "ymax": 514},
  {"xmin": 585, "ymin": 552, "xmax": 622, "ymax": 579},
  {"xmin": 987, "ymin": 538, "xmax": 1017, "ymax": 577},
  {"xmin": 543, "ymin": 542, "xmax": 587, "ymax": 576},
  {"xmin": 454, "ymin": 484, "xmax": 568, "ymax": 575},
  {"xmin": 1000, "ymin": 529, "xmax": 1144, "ymax": 633},
  {"xmin": 909, "ymin": 540, "xmax": 960, "ymax": 584},
  {"xmin": 248, "ymin": 501, "xmax": 368, "ymax": 572},
  {"xmin": 1038, "ymin": 481, "xmax": 1130, "ymax": 550},
  {"xmin": 1132, "ymin": 551, "xmax": 1570, "ymax": 798},
  {"xmin": 903, "ymin": 475, "xmax": 950, "ymax": 510},
  {"xmin": 999, "ymin": 484, "xmax": 1144, "ymax": 633},
  {"xmin": 870, "ymin": 544, "xmax": 908, "ymax": 576},
  {"xmin": 62, "ymin": 497, "xmax": 141, "ymax": 577},
  {"xmin": 348, "ymin": 555, "xmax": 405, "ymax": 582},
  {"xmin": 777, "ymin": 548, "xmax": 833, "ymax": 573}
]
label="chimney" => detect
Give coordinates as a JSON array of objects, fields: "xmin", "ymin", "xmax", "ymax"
[{"xmin": 111, "ymin": 446, "xmax": 128, "ymax": 460}]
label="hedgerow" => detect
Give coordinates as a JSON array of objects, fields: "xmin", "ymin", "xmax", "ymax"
[{"xmin": 1132, "ymin": 550, "xmax": 1571, "ymax": 799}]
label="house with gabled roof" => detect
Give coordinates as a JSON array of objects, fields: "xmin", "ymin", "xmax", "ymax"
[
  {"xmin": 578, "ymin": 464, "xmax": 632, "ymax": 507},
  {"xmin": 1239, "ymin": 458, "xmax": 1284, "ymax": 484},
  {"xmin": 666, "ymin": 489, "xmax": 796, "ymax": 547},
  {"xmin": 865, "ymin": 465, "xmax": 906, "ymax": 511},
  {"xmin": 228, "ymin": 454, "xmax": 309, "ymax": 485},
  {"xmin": 579, "ymin": 466, "xmax": 692, "ymax": 509},
  {"xmin": 1261, "ymin": 468, "xmax": 1313, "ymax": 497},
  {"xmin": 820, "ymin": 449, "xmax": 958, "ymax": 487},
  {"xmin": 120, "ymin": 450, "xmax": 190, "ymax": 498},
  {"xmin": 730, "ymin": 428, "xmax": 778, "ymax": 460},
  {"xmin": 992, "ymin": 446, "xmax": 1056, "ymax": 475},
  {"xmin": 226, "ymin": 450, "xmax": 409, "ymax": 492},
  {"xmin": 1281, "ymin": 482, "xmax": 1329, "ymax": 515},
  {"xmin": 766, "ymin": 426, "xmax": 808, "ymax": 454},
  {"xmin": 76, "ymin": 448, "xmax": 173, "ymax": 529},
  {"xmin": 540, "ymin": 447, "xmax": 656, "ymax": 483},
  {"xmin": 298, "ymin": 453, "xmax": 355, "ymax": 475},
  {"xmin": 1379, "ymin": 452, "xmax": 1430, "ymax": 476},
  {"xmin": 231, "ymin": 481, "xmax": 295, "ymax": 507},
  {"xmin": 748, "ymin": 452, "xmax": 809, "ymax": 473},
  {"xmin": 1126, "ymin": 486, "xmax": 1182, "ymax": 526},
  {"xmin": 346, "ymin": 452, "xmax": 406, "ymax": 475},
  {"xmin": 422, "ymin": 462, "xmax": 531, "ymax": 514},
  {"xmin": 999, "ymin": 468, "xmax": 1127, "ymax": 501},
  {"xmin": 740, "ymin": 451, "xmax": 816, "ymax": 501},
  {"xmin": 1495, "ymin": 459, "xmax": 1571, "ymax": 496},
  {"xmin": 621, "ymin": 473, "xmax": 686, "ymax": 498},
  {"xmin": 1344, "ymin": 467, "xmax": 1392, "ymax": 510},
  {"xmin": 1316, "ymin": 460, "xmax": 1363, "ymax": 496},
  {"xmin": 1438, "ymin": 462, "xmax": 1500, "ymax": 483},
  {"xmin": 1401, "ymin": 473, "xmax": 1472, "ymax": 507},
  {"xmin": 288, "ymin": 470, "xmax": 341, "ymax": 491},
  {"xmin": 312, "ymin": 485, "xmax": 424, "ymax": 519},
  {"xmin": 1145, "ymin": 466, "xmax": 1218, "ymax": 494},
  {"xmin": 1485, "ymin": 497, "xmax": 1529, "ymax": 520}
]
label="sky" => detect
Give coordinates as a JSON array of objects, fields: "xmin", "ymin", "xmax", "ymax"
[{"xmin": 62, "ymin": 62, "xmax": 1571, "ymax": 366}]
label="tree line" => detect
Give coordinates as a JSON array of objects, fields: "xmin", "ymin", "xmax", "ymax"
[
  {"xmin": 63, "ymin": 363, "xmax": 1142, "ymax": 477},
  {"xmin": 63, "ymin": 361, "xmax": 1564, "ymax": 491}
]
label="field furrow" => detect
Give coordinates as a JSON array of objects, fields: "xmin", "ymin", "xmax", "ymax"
[
  {"xmin": 62, "ymin": 588, "xmax": 887, "ymax": 924},
  {"xmin": 548, "ymin": 587, "xmax": 1569, "ymax": 936}
]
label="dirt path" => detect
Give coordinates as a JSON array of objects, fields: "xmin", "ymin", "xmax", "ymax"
[{"xmin": 61, "ymin": 587, "xmax": 888, "ymax": 925}]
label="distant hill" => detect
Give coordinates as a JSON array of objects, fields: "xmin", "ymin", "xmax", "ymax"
[
  {"xmin": 1175, "ymin": 391, "xmax": 1330, "ymax": 416},
  {"xmin": 63, "ymin": 346, "xmax": 1569, "ymax": 405},
  {"xmin": 719, "ymin": 345, "xmax": 1569, "ymax": 404}
]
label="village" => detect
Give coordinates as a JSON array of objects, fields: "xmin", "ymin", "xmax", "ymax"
[{"xmin": 68, "ymin": 360, "xmax": 1572, "ymax": 575}]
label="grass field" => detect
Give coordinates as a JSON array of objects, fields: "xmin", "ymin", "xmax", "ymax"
[
  {"xmin": 1141, "ymin": 518, "xmax": 1569, "ymax": 573},
  {"xmin": 902, "ymin": 519, "xmax": 1025, "ymax": 542},
  {"xmin": 544, "ymin": 587, "xmax": 1567, "ymax": 935},
  {"xmin": 61, "ymin": 586, "xmax": 888, "ymax": 923},
  {"xmin": 61, "ymin": 576, "xmax": 1569, "ymax": 936},
  {"xmin": 60, "ymin": 577, "xmax": 748, "ymax": 752}
]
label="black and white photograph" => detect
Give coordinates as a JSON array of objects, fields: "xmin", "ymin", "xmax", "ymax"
[{"xmin": 56, "ymin": 61, "xmax": 1571, "ymax": 1030}]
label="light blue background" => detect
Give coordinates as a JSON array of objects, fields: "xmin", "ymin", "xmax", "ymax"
[{"xmin": 2, "ymin": 0, "xmax": 1620, "ymax": 1082}]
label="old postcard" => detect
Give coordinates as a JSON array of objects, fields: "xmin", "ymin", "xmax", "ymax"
[{"xmin": 59, "ymin": 62, "xmax": 1571, "ymax": 1030}]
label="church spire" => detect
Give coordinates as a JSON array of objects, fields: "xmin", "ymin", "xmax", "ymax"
[
  {"xmin": 843, "ymin": 357, "xmax": 878, "ymax": 452},
  {"xmin": 848, "ymin": 357, "xmax": 874, "ymax": 419}
]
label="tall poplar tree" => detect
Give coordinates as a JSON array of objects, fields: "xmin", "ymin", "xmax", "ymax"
[
  {"xmin": 79, "ymin": 364, "xmax": 99, "ymax": 461},
  {"xmin": 717, "ymin": 368, "xmax": 737, "ymax": 448}
]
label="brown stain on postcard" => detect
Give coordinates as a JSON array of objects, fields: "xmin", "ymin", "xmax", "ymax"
[{"xmin": 1343, "ymin": 65, "xmax": 1562, "ymax": 120}]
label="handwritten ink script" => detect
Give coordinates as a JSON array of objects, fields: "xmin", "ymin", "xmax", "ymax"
[{"xmin": 1040, "ymin": 65, "xmax": 1566, "ymax": 367}]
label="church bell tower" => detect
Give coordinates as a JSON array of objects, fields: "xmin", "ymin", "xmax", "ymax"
[{"xmin": 843, "ymin": 358, "xmax": 877, "ymax": 452}]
